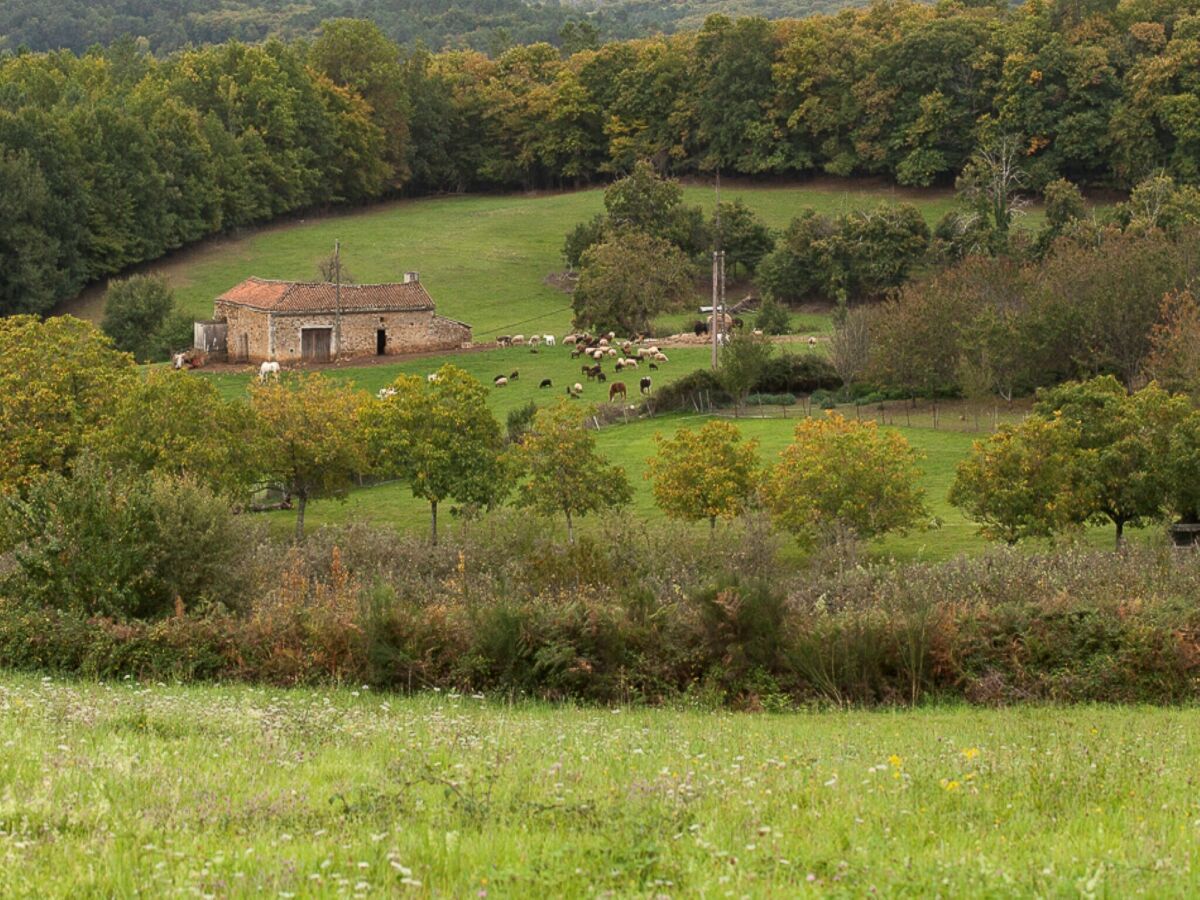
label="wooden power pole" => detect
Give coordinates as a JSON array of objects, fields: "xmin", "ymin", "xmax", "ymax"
[{"xmin": 334, "ymin": 239, "xmax": 342, "ymax": 360}]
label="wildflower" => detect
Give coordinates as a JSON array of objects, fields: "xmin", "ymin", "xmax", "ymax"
[
  {"xmin": 962, "ymin": 747, "xmax": 979, "ymax": 761},
  {"xmin": 888, "ymin": 754, "xmax": 902, "ymax": 767},
  {"xmin": 940, "ymin": 779, "xmax": 961, "ymax": 792}
]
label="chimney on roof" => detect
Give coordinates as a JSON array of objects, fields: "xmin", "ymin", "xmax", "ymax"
[{"xmin": 404, "ymin": 271, "xmax": 419, "ymax": 284}]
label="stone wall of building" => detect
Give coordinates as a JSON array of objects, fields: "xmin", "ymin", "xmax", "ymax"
[
  {"xmin": 214, "ymin": 301, "xmax": 270, "ymax": 363},
  {"xmin": 213, "ymin": 302, "xmax": 472, "ymax": 363}
]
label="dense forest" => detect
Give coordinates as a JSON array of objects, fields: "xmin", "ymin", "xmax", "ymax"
[
  {"xmin": 0, "ymin": 0, "xmax": 842, "ymax": 55},
  {"xmin": 3, "ymin": 1, "xmax": 1200, "ymax": 316}
]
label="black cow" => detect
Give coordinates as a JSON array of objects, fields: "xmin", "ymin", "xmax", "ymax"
[
  {"xmin": 539, "ymin": 378, "xmax": 552, "ymax": 389},
  {"xmin": 640, "ymin": 376, "xmax": 652, "ymax": 395}
]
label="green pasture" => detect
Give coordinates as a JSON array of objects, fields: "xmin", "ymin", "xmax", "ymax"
[
  {"xmin": 3, "ymin": 675, "xmax": 1199, "ymax": 897},
  {"xmin": 62, "ymin": 179, "xmax": 997, "ymax": 336}
]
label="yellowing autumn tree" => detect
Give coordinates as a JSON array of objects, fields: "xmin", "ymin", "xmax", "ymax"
[
  {"xmin": 645, "ymin": 420, "xmax": 760, "ymax": 530},
  {"xmin": 250, "ymin": 374, "xmax": 368, "ymax": 541},
  {"xmin": 764, "ymin": 413, "xmax": 927, "ymax": 546},
  {"xmin": 515, "ymin": 400, "xmax": 631, "ymax": 543},
  {"xmin": 0, "ymin": 315, "xmax": 135, "ymax": 492},
  {"xmin": 362, "ymin": 364, "xmax": 509, "ymax": 544}
]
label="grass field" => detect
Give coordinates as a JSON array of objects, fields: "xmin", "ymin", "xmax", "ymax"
[
  {"xmin": 3, "ymin": 674, "xmax": 1198, "ymax": 897},
  {"xmin": 60, "ymin": 178, "xmax": 982, "ymax": 335}
]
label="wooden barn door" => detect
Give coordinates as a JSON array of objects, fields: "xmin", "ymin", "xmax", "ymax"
[{"xmin": 302, "ymin": 328, "xmax": 332, "ymax": 363}]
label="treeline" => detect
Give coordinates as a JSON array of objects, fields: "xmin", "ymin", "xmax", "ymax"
[
  {"xmin": 0, "ymin": 0, "xmax": 861, "ymax": 56},
  {"xmin": 5, "ymin": 3, "xmax": 1200, "ymax": 315}
]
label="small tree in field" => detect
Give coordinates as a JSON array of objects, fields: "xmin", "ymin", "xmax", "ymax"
[
  {"xmin": 764, "ymin": 413, "xmax": 927, "ymax": 547},
  {"xmin": 948, "ymin": 417, "xmax": 1093, "ymax": 544},
  {"xmin": 250, "ymin": 374, "xmax": 367, "ymax": 541},
  {"xmin": 718, "ymin": 329, "xmax": 775, "ymax": 414},
  {"xmin": 362, "ymin": 364, "xmax": 508, "ymax": 544},
  {"xmin": 645, "ymin": 420, "xmax": 760, "ymax": 531},
  {"xmin": 516, "ymin": 400, "xmax": 631, "ymax": 543},
  {"xmin": 828, "ymin": 304, "xmax": 871, "ymax": 390}
]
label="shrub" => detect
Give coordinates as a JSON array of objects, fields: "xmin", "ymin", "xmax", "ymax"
[
  {"xmin": 506, "ymin": 400, "xmax": 539, "ymax": 445},
  {"xmin": 754, "ymin": 299, "xmax": 791, "ymax": 335},
  {"xmin": 0, "ymin": 460, "xmax": 266, "ymax": 620},
  {"xmin": 652, "ymin": 369, "xmax": 730, "ymax": 411},
  {"xmin": 755, "ymin": 352, "xmax": 840, "ymax": 394},
  {"xmin": 746, "ymin": 393, "xmax": 797, "ymax": 406},
  {"xmin": 101, "ymin": 274, "xmax": 192, "ymax": 362}
]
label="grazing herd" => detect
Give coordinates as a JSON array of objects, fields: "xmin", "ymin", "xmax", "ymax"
[{"xmin": 488, "ymin": 331, "xmax": 669, "ymax": 404}]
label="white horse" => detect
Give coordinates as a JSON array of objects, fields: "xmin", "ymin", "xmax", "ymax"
[{"xmin": 258, "ymin": 361, "xmax": 281, "ymax": 381}]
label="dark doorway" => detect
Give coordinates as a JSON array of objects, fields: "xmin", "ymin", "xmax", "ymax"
[
  {"xmin": 376, "ymin": 329, "xmax": 387, "ymax": 355},
  {"xmin": 301, "ymin": 328, "xmax": 332, "ymax": 363}
]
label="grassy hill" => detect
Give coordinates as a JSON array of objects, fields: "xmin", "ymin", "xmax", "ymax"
[{"xmin": 61, "ymin": 179, "xmax": 968, "ymax": 337}]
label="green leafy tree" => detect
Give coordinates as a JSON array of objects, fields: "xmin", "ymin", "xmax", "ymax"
[
  {"xmin": 1034, "ymin": 377, "xmax": 1188, "ymax": 546},
  {"xmin": 515, "ymin": 399, "xmax": 632, "ymax": 543},
  {"xmin": 949, "ymin": 416, "xmax": 1094, "ymax": 544},
  {"xmin": 711, "ymin": 199, "xmax": 774, "ymax": 275},
  {"xmin": 363, "ymin": 364, "xmax": 508, "ymax": 544},
  {"xmin": 0, "ymin": 315, "xmax": 135, "ymax": 491},
  {"xmin": 754, "ymin": 299, "xmax": 791, "ymax": 335},
  {"xmin": 86, "ymin": 369, "xmax": 261, "ymax": 501},
  {"xmin": 101, "ymin": 273, "xmax": 192, "ymax": 362},
  {"xmin": 645, "ymin": 420, "xmax": 760, "ymax": 530},
  {"xmin": 718, "ymin": 329, "xmax": 775, "ymax": 413},
  {"xmin": 764, "ymin": 413, "xmax": 927, "ymax": 547},
  {"xmin": 572, "ymin": 231, "xmax": 691, "ymax": 335},
  {"xmin": 250, "ymin": 374, "xmax": 367, "ymax": 541}
]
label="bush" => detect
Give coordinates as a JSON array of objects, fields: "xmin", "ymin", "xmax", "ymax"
[
  {"xmin": 746, "ymin": 393, "xmax": 797, "ymax": 406},
  {"xmin": 754, "ymin": 299, "xmax": 791, "ymax": 335},
  {"xmin": 506, "ymin": 400, "xmax": 538, "ymax": 445},
  {"xmin": 0, "ymin": 460, "xmax": 266, "ymax": 620},
  {"xmin": 4, "ymin": 538, "xmax": 1200, "ymax": 706},
  {"xmin": 651, "ymin": 369, "xmax": 730, "ymax": 411},
  {"xmin": 755, "ymin": 352, "xmax": 840, "ymax": 394}
]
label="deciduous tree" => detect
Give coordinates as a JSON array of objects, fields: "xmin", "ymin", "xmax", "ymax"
[
  {"xmin": 645, "ymin": 420, "xmax": 760, "ymax": 530},
  {"xmin": 764, "ymin": 414, "xmax": 927, "ymax": 546},
  {"xmin": 86, "ymin": 369, "xmax": 261, "ymax": 501},
  {"xmin": 362, "ymin": 364, "xmax": 509, "ymax": 544},
  {"xmin": 572, "ymin": 231, "xmax": 691, "ymax": 335},
  {"xmin": 515, "ymin": 400, "xmax": 631, "ymax": 543},
  {"xmin": 250, "ymin": 374, "xmax": 367, "ymax": 541},
  {"xmin": 0, "ymin": 315, "xmax": 134, "ymax": 491}
]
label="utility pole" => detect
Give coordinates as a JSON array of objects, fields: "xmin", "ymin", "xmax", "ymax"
[
  {"xmin": 711, "ymin": 172, "xmax": 722, "ymax": 370},
  {"xmin": 334, "ymin": 239, "xmax": 342, "ymax": 360}
]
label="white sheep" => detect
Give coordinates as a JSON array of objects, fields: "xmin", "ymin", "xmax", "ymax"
[
  {"xmin": 544, "ymin": 335, "xmax": 556, "ymax": 347},
  {"xmin": 512, "ymin": 334, "xmax": 526, "ymax": 345}
]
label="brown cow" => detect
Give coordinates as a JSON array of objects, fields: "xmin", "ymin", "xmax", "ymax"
[{"xmin": 609, "ymin": 382, "xmax": 627, "ymax": 403}]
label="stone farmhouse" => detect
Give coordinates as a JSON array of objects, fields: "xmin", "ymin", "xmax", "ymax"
[{"xmin": 198, "ymin": 272, "xmax": 471, "ymax": 364}]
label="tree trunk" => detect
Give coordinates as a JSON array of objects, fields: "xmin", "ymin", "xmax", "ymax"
[
  {"xmin": 1115, "ymin": 518, "xmax": 1124, "ymax": 550},
  {"xmin": 709, "ymin": 515, "xmax": 717, "ymax": 533},
  {"xmin": 565, "ymin": 509, "xmax": 575, "ymax": 545},
  {"xmin": 294, "ymin": 491, "xmax": 307, "ymax": 543},
  {"xmin": 430, "ymin": 499, "xmax": 438, "ymax": 546}
]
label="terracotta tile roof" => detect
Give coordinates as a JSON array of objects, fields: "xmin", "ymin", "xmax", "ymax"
[{"xmin": 217, "ymin": 277, "xmax": 435, "ymax": 313}]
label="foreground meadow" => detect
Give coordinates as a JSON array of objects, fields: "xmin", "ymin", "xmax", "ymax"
[{"xmin": 1, "ymin": 676, "xmax": 1198, "ymax": 897}]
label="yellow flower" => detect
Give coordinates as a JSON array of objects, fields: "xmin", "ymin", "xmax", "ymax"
[
  {"xmin": 940, "ymin": 779, "xmax": 961, "ymax": 792},
  {"xmin": 888, "ymin": 755, "xmax": 902, "ymax": 768},
  {"xmin": 961, "ymin": 747, "xmax": 979, "ymax": 761}
]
